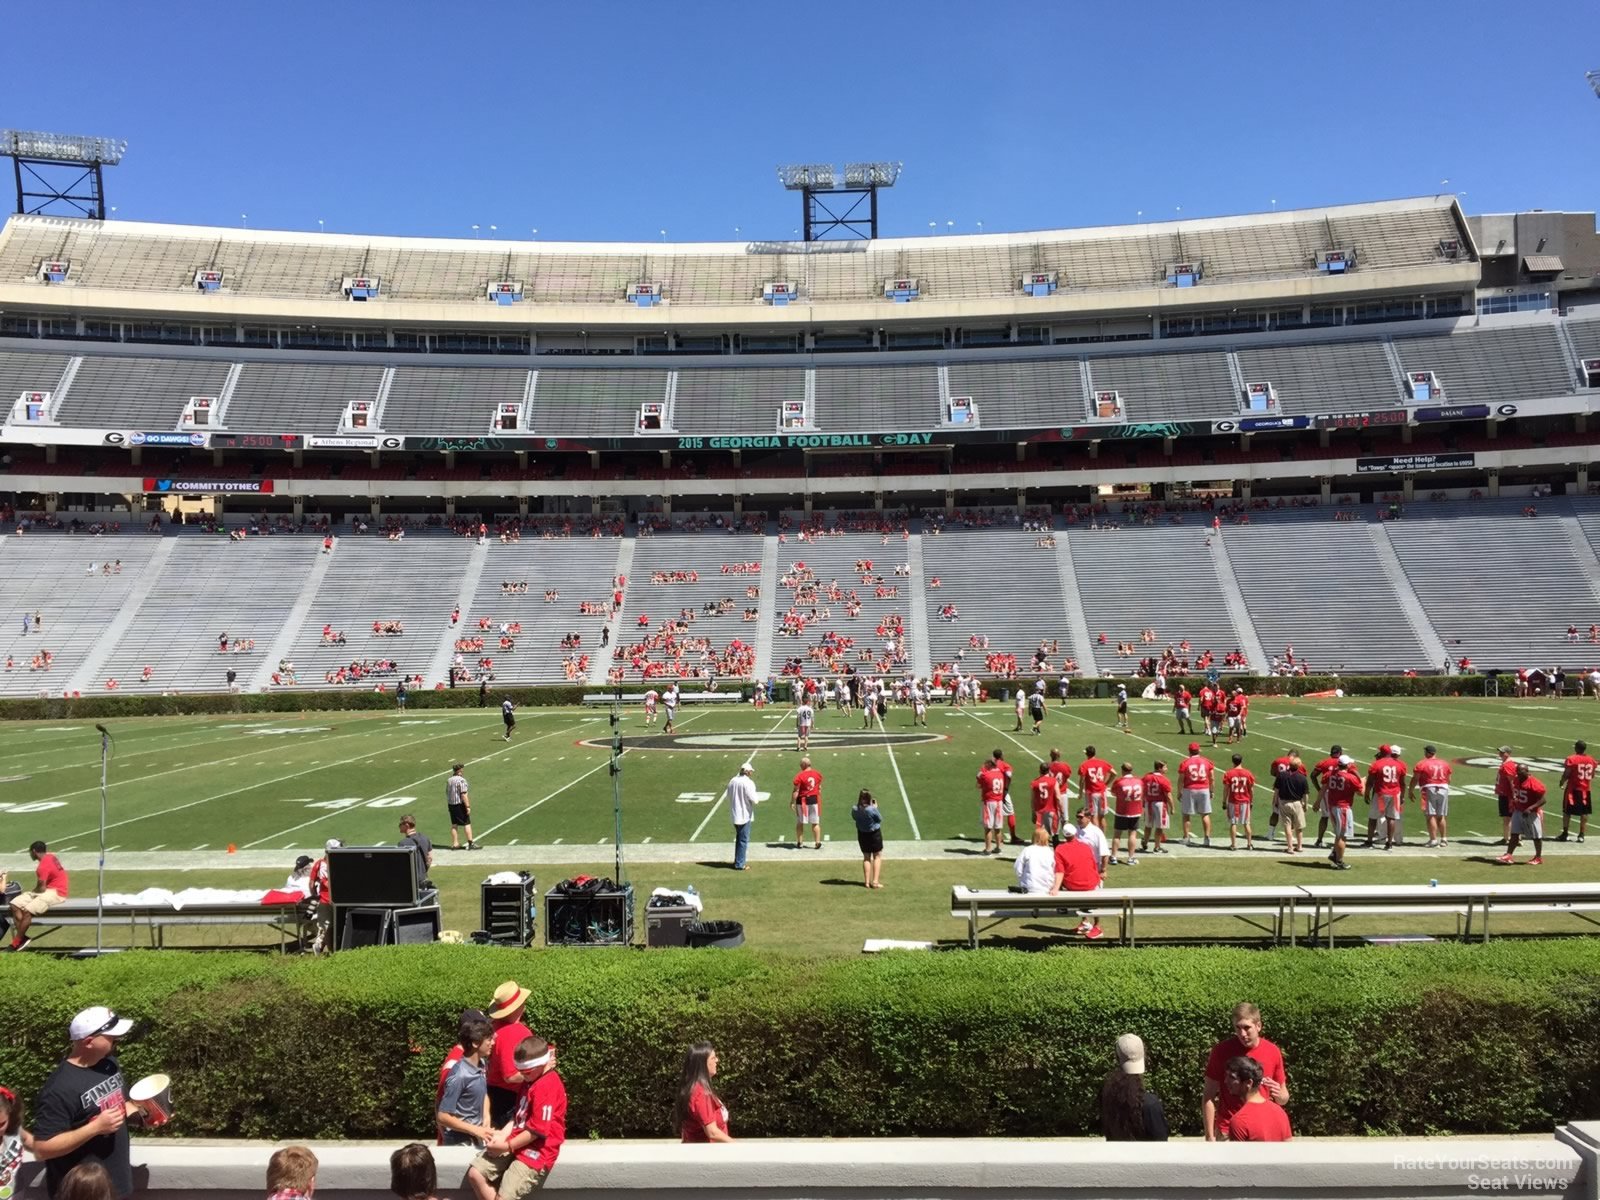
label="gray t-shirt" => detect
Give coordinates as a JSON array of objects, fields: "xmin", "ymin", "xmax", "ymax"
[
  {"xmin": 399, "ymin": 833, "xmax": 432, "ymax": 889},
  {"xmin": 438, "ymin": 1054, "xmax": 487, "ymax": 1139}
]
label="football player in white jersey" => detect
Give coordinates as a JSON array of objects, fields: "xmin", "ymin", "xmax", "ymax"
[
  {"xmin": 643, "ymin": 687, "xmax": 659, "ymax": 726},
  {"xmin": 795, "ymin": 699, "xmax": 815, "ymax": 751}
]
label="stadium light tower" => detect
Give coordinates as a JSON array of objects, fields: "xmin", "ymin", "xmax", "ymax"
[
  {"xmin": 776, "ymin": 159, "xmax": 902, "ymax": 241},
  {"xmin": 0, "ymin": 129, "xmax": 126, "ymax": 220}
]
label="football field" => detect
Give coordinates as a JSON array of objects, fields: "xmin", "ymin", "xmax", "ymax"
[{"xmin": 2, "ymin": 694, "xmax": 1599, "ymax": 954}]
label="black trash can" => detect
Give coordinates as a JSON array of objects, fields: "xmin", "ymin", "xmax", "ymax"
[{"xmin": 685, "ymin": 919, "xmax": 745, "ymax": 949}]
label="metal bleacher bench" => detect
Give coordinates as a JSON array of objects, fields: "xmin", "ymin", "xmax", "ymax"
[
  {"xmin": 581, "ymin": 690, "xmax": 742, "ymax": 706},
  {"xmin": 951, "ymin": 885, "xmax": 1304, "ymax": 949},
  {"xmin": 26, "ymin": 897, "xmax": 310, "ymax": 951},
  {"xmin": 952, "ymin": 882, "xmax": 1600, "ymax": 949}
]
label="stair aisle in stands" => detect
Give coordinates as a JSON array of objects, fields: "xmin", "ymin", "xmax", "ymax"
[
  {"xmin": 251, "ymin": 539, "xmax": 337, "ymax": 691},
  {"xmin": 62, "ymin": 539, "xmax": 176, "ymax": 696},
  {"xmin": 1366, "ymin": 524, "xmax": 1450, "ymax": 669},
  {"xmin": 1052, "ymin": 533, "xmax": 1099, "ymax": 676},
  {"xmin": 905, "ymin": 533, "xmax": 933, "ymax": 679},
  {"xmin": 752, "ymin": 534, "xmax": 780, "ymax": 680},
  {"xmin": 590, "ymin": 538, "xmax": 636, "ymax": 685},
  {"xmin": 1209, "ymin": 532, "xmax": 1270, "ymax": 674},
  {"xmin": 1559, "ymin": 514, "xmax": 1600, "ymax": 610},
  {"xmin": 428, "ymin": 539, "xmax": 490, "ymax": 686}
]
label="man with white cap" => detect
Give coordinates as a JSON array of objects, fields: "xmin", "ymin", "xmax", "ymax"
[
  {"xmin": 30, "ymin": 1006, "xmax": 144, "ymax": 1198},
  {"xmin": 1050, "ymin": 818, "xmax": 1105, "ymax": 940},
  {"xmin": 1321, "ymin": 755, "xmax": 1364, "ymax": 871},
  {"xmin": 726, "ymin": 762, "xmax": 761, "ymax": 871}
]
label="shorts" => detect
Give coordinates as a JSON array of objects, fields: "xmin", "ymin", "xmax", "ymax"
[
  {"xmin": 1422, "ymin": 785, "xmax": 1450, "ymax": 817},
  {"xmin": 1143, "ymin": 800, "xmax": 1169, "ymax": 828},
  {"xmin": 1371, "ymin": 793, "xmax": 1402, "ymax": 821},
  {"xmin": 503, "ymin": 714, "xmax": 515, "ymax": 730},
  {"xmin": 1034, "ymin": 809, "xmax": 1060, "ymax": 833},
  {"xmin": 1497, "ymin": 793, "xmax": 1512, "ymax": 818},
  {"xmin": 1512, "ymin": 810, "xmax": 1544, "ymax": 840},
  {"xmin": 797, "ymin": 723, "xmax": 812, "ymax": 737},
  {"xmin": 1228, "ymin": 717, "xmax": 1241, "ymax": 729},
  {"xmin": 471, "ymin": 1153, "xmax": 549, "ymax": 1200},
  {"xmin": 1030, "ymin": 705, "xmax": 1045, "ymax": 721},
  {"xmin": 1228, "ymin": 802, "xmax": 1252, "ymax": 827},
  {"xmin": 11, "ymin": 888, "xmax": 63, "ymax": 916},
  {"xmin": 665, "ymin": 707, "xmax": 677, "ymax": 720},
  {"xmin": 795, "ymin": 801, "xmax": 819, "ymax": 823},
  {"xmin": 857, "ymin": 829, "xmax": 883, "ymax": 855},
  {"xmin": 1001, "ymin": 795, "xmax": 1015, "ymax": 818},
  {"xmin": 448, "ymin": 801, "xmax": 471, "ymax": 827},
  {"xmin": 1278, "ymin": 800, "xmax": 1306, "ymax": 831},
  {"xmin": 644, "ymin": 703, "xmax": 657, "ymax": 713},
  {"xmin": 1113, "ymin": 814, "xmax": 1140, "ymax": 833},
  {"xmin": 1084, "ymin": 793, "xmax": 1109, "ymax": 818},
  {"xmin": 1116, "ymin": 702, "xmax": 1128, "ymax": 714},
  {"xmin": 1327, "ymin": 806, "xmax": 1355, "ymax": 840},
  {"xmin": 1565, "ymin": 793, "xmax": 1592, "ymax": 816},
  {"xmin": 1175, "ymin": 705, "xmax": 1190, "ymax": 719},
  {"xmin": 982, "ymin": 801, "xmax": 1003, "ymax": 830},
  {"xmin": 1180, "ymin": 789, "xmax": 1212, "ymax": 816}
]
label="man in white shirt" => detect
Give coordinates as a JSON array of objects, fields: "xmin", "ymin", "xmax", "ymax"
[
  {"xmin": 1074, "ymin": 807, "xmax": 1111, "ymax": 874},
  {"xmin": 1013, "ymin": 827, "xmax": 1056, "ymax": 894},
  {"xmin": 726, "ymin": 762, "xmax": 762, "ymax": 871}
]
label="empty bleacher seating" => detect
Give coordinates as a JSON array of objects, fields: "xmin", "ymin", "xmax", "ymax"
[{"xmin": 1233, "ymin": 341, "xmax": 1403, "ymax": 415}]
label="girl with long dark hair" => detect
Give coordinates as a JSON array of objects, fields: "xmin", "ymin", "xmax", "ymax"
[
  {"xmin": 1100, "ymin": 1034, "xmax": 1169, "ymax": 1141},
  {"xmin": 674, "ymin": 1043, "xmax": 733, "ymax": 1142}
]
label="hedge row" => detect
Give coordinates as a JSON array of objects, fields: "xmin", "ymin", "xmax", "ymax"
[{"xmin": 1, "ymin": 941, "xmax": 1597, "ymax": 1141}]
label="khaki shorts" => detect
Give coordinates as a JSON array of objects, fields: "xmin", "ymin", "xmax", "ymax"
[
  {"xmin": 1278, "ymin": 800, "xmax": 1306, "ymax": 832},
  {"xmin": 13, "ymin": 889, "xmax": 64, "ymax": 916},
  {"xmin": 471, "ymin": 1152, "xmax": 550, "ymax": 1200}
]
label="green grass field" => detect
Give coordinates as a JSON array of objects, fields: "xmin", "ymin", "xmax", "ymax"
[{"xmin": 2, "ymin": 694, "xmax": 1597, "ymax": 954}]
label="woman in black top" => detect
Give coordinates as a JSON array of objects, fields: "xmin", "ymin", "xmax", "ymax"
[{"xmin": 1100, "ymin": 1033, "xmax": 1169, "ymax": 1141}]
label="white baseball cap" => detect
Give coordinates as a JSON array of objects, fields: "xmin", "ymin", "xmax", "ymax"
[
  {"xmin": 70, "ymin": 1006, "xmax": 133, "ymax": 1041},
  {"xmin": 1338, "ymin": 754, "xmax": 1354, "ymax": 766},
  {"xmin": 1116, "ymin": 1032, "xmax": 1147, "ymax": 1075}
]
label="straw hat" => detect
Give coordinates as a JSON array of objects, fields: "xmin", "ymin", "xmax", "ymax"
[{"xmin": 489, "ymin": 980, "xmax": 531, "ymax": 1019}]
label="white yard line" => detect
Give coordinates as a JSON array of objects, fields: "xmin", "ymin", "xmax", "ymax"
[{"xmin": 873, "ymin": 708, "xmax": 921, "ymax": 840}]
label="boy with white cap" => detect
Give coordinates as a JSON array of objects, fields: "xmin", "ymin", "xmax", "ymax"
[
  {"xmin": 30, "ymin": 1007, "xmax": 145, "ymax": 1199},
  {"xmin": 469, "ymin": 1035, "xmax": 566, "ymax": 1200}
]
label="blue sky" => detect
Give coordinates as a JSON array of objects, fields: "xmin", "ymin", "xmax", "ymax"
[{"xmin": 3, "ymin": 1, "xmax": 1597, "ymax": 242}]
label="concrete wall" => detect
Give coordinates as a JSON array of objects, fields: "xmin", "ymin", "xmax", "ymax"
[{"xmin": 14, "ymin": 1127, "xmax": 1598, "ymax": 1200}]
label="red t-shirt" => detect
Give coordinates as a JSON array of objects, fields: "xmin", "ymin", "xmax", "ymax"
[
  {"xmin": 35, "ymin": 853, "xmax": 68, "ymax": 897},
  {"xmin": 1367, "ymin": 758, "xmax": 1406, "ymax": 797},
  {"xmin": 1310, "ymin": 756, "xmax": 1340, "ymax": 787},
  {"xmin": 1030, "ymin": 775, "xmax": 1059, "ymax": 820},
  {"xmin": 1223, "ymin": 767, "xmax": 1255, "ymax": 803},
  {"xmin": 1413, "ymin": 757, "xmax": 1452, "ymax": 788},
  {"xmin": 1513, "ymin": 776, "xmax": 1547, "ymax": 813},
  {"xmin": 487, "ymin": 1020, "xmax": 533, "ymax": 1092},
  {"xmin": 976, "ymin": 766, "xmax": 1005, "ymax": 805},
  {"xmin": 1564, "ymin": 754, "xmax": 1597, "ymax": 799},
  {"xmin": 1205, "ymin": 1035, "xmax": 1288, "ymax": 1137},
  {"xmin": 1142, "ymin": 772, "xmax": 1172, "ymax": 806},
  {"xmin": 1112, "ymin": 775, "xmax": 1144, "ymax": 818},
  {"xmin": 1078, "ymin": 757, "xmax": 1114, "ymax": 797},
  {"xmin": 511, "ymin": 1070, "xmax": 567, "ymax": 1171},
  {"xmin": 1227, "ymin": 1098, "xmax": 1293, "ymax": 1142},
  {"xmin": 792, "ymin": 768, "xmax": 822, "ymax": 802},
  {"xmin": 993, "ymin": 757, "xmax": 1013, "ymax": 792},
  {"xmin": 1178, "ymin": 755, "xmax": 1214, "ymax": 792},
  {"xmin": 1322, "ymin": 768, "xmax": 1361, "ymax": 808},
  {"xmin": 1052, "ymin": 838, "xmax": 1101, "ymax": 891},
  {"xmin": 1495, "ymin": 759, "xmax": 1518, "ymax": 798},
  {"xmin": 1047, "ymin": 761, "xmax": 1073, "ymax": 798},
  {"xmin": 680, "ymin": 1081, "xmax": 728, "ymax": 1142}
]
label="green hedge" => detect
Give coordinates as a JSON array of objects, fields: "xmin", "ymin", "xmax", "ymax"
[{"xmin": 1, "ymin": 941, "xmax": 1596, "ymax": 1141}]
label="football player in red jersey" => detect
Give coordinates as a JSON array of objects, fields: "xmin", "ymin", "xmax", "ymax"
[
  {"xmin": 1363, "ymin": 746, "xmax": 1407, "ymax": 850},
  {"xmin": 1500, "ymin": 764, "xmax": 1547, "ymax": 865},
  {"xmin": 1029, "ymin": 762, "xmax": 1062, "ymax": 840},
  {"xmin": 1110, "ymin": 764, "xmax": 1144, "ymax": 866},
  {"xmin": 1141, "ymin": 760, "xmax": 1173, "ymax": 855},
  {"xmin": 1177, "ymin": 742, "xmax": 1215, "ymax": 847},
  {"xmin": 992, "ymin": 748, "xmax": 1022, "ymax": 846},
  {"xmin": 1046, "ymin": 747, "xmax": 1074, "ymax": 832},
  {"xmin": 1494, "ymin": 746, "xmax": 1518, "ymax": 845},
  {"xmin": 791, "ymin": 757, "xmax": 823, "ymax": 850},
  {"xmin": 1225, "ymin": 691, "xmax": 1246, "ymax": 745},
  {"xmin": 1077, "ymin": 745, "xmax": 1115, "ymax": 832},
  {"xmin": 1409, "ymin": 745, "xmax": 1453, "ymax": 848},
  {"xmin": 1558, "ymin": 739, "xmax": 1596, "ymax": 843},
  {"xmin": 1222, "ymin": 754, "xmax": 1257, "ymax": 851},
  {"xmin": 1321, "ymin": 755, "xmax": 1363, "ymax": 870},
  {"xmin": 1174, "ymin": 685, "xmax": 1197, "ymax": 736},
  {"xmin": 976, "ymin": 756, "xmax": 1007, "ymax": 855}
]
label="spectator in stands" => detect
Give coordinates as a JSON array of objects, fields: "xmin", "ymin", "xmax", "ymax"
[
  {"xmin": 1220, "ymin": 1057, "xmax": 1292, "ymax": 1142},
  {"xmin": 266, "ymin": 1146, "xmax": 319, "ymax": 1200},
  {"xmin": 1100, "ymin": 1034, "xmax": 1169, "ymax": 1142},
  {"xmin": 397, "ymin": 815, "xmax": 433, "ymax": 894},
  {"xmin": 3, "ymin": 840, "xmax": 69, "ymax": 952},
  {"xmin": 390, "ymin": 1144, "xmax": 439, "ymax": 1200},
  {"xmin": 852, "ymin": 788, "xmax": 883, "ymax": 889},
  {"xmin": 31, "ymin": 1007, "xmax": 142, "ymax": 1199},
  {"xmin": 1202, "ymin": 1002, "xmax": 1288, "ymax": 1141},
  {"xmin": 675, "ymin": 1043, "xmax": 733, "ymax": 1143},
  {"xmin": 486, "ymin": 981, "xmax": 535, "ymax": 1128}
]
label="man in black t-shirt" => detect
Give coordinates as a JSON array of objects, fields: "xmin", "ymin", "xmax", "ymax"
[
  {"xmin": 397, "ymin": 814, "xmax": 434, "ymax": 894},
  {"xmin": 31, "ymin": 1006, "xmax": 144, "ymax": 1198}
]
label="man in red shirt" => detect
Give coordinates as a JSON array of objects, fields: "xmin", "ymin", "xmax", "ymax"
[
  {"xmin": 1173, "ymin": 685, "xmax": 1196, "ymax": 737},
  {"xmin": 1077, "ymin": 746, "xmax": 1114, "ymax": 832},
  {"xmin": 1047, "ymin": 747, "xmax": 1075, "ymax": 829},
  {"xmin": 1222, "ymin": 754, "xmax": 1256, "ymax": 852},
  {"xmin": 1202, "ymin": 1001, "xmax": 1289, "ymax": 1141},
  {"xmin": 486, "ymin": 981, "xmax": 536, "ymax": 1128},
  {"xmin": 1141, "ymin": 760, "xmax": 1173, "ymax": 855},
  {"xmin": 791, "ymin": 757, "xmax": 823, "ymax": 850},
  {"xmin": 1222, "ymin": 1057, "xmax": 1292, "ymax": 1142},
  {"xmin": 1321, "ymin": 754, "xmax": 1363, "ymax": 870},
  {"xmin": 3, "ymin": 839, "xmax": 69, "ymax": 951},
  {"xmin": 1494, "ymin": 745, "xmax": 1518, "ymax": 845},
  {"xmin": 1177, "ymin": 743, "xmax": 1215, "ymax": 848},
  {"xmin": 976, "ymin": 756, "xmax": 1006, "ymax": 855},
  {"xmin": 1225, "ymin": 690, "xmax": 1245, "ymax": 745},
  {"xmin": 1308, "ymin": 743, "xmax": 1346, "ymax": 850},
  {"xmin": 1109, "ymin": 764, "xmax": 1144, "ymax": 867},
  {"xmin": 993, "ymin": 748, "xmax": 1023, "ymax": 846},
  {"xmin": 1049, "ymin": 824, "xmax": 1103, "ymax": 940},
  {"xmin": 1409, "ymin": 745, "xmax": 1453, "ymax": 848},
  {"xmin": 1558, "ymin": 739, "xmax": 1596, "ymax": 843},
  {"xmin": 470, "ymin": 1034, "xmax": 567, "ymax": 1200},
  {"xmin": 1499, "ymin": 764, "xmax": 1547, "ymax": 865},
  {"xmin": 1363, "ymin": 746, "xmax": 1407, "ymax": 851},
  {"xmin": 1029, "ymin": 762, "xmax": 1062, "ymax": 840}
]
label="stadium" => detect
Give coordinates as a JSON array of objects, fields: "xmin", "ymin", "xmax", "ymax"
[{"xmin": 4, "ymin": 72, "xmax": 1600, "ymax": 1200}]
